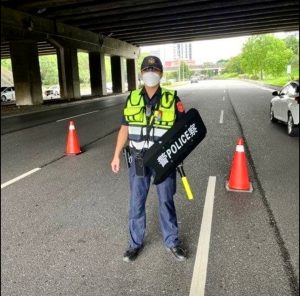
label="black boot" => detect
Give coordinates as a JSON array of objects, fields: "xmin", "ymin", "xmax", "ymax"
[
  {"xmin": 123, "ymin": 245, "xmax": 143, "ymax": 262},
  {"xmin": 166, "ymin": 246, "xmax": 187, "ymax": 261}
]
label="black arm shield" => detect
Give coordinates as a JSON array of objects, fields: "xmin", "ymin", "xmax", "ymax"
[{"xmin": 143, "ymin": 108, "xmax": 207, "ymax": 185}]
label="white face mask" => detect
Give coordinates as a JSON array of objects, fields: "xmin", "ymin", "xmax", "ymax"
[{"xmin": 142, "ymin": 72, "xmax": 161, "ymax": 87}]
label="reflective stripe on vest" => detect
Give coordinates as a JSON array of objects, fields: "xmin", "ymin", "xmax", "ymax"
[
  {"xmin": 129, "ymin": 140, "xmax": 155, "ymax": 150},
  {"xmin": 128, "ymin": 125, "xmax": 168, "ymax": 142},
  {"xmin": 124, "ymin": 88, "xmax": 176, "ymax": 146}
]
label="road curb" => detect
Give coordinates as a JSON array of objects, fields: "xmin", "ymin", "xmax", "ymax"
[{"xmin": 241, "ymin": 79, "xmax": 282, "ymax": 91}]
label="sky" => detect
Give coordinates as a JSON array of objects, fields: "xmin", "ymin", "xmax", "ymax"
[
  {"xmin": 141, "ymin": 31, "xmax": 299, "ymax": 64},
  {"xmin": 191, "ymin": 36, "xmax": 248, "ymax": 63}
]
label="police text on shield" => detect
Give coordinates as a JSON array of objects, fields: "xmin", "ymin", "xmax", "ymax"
[{"xmin": 157, "ymin": 123, "xmax": 198, "ymax": 168}]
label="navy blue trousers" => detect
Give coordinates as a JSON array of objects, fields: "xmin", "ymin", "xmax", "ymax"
[{"xmin": 128, "ymin": 159, "xmax": 179, "ymax": 249}]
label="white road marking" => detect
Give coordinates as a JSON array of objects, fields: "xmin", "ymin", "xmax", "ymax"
[
  {"xmin": 219, "ymin": 110, "xmax": 224, "ymax": 124},
  {"xmin": 223, "ymin": 96, "xmax": 225, "ymax": 101},
  {"xmin": 1, "ymin": 168, "xmax": 41, "ymax": 189},
  {"xmin": 56, "ymin": 110, "xmax": 99, "ymax": 122},
  {"xmin": 189, "ymin": 176, "xmax": 217, "ymax": 296},
  {"xmin": 224, "ymin": 90, "xmax": 226, "ymax": 93}
]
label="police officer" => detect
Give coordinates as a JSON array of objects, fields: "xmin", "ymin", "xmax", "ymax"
[{"xmin": 111, "ymin": 56, "xmax": 187, "ymax": 262}]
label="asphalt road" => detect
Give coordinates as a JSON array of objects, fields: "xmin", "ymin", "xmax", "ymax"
[{"xmin": 1, "ymin": 80, "xmax": 299, "ymax": 296}]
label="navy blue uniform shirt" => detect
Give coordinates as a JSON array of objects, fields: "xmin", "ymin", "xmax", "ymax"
[{"xmin": 121, "ymin": 86, "xmax": 185, "ymax": 125}]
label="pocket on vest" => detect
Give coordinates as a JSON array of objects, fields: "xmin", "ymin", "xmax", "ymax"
[{"xmin": 124, "ymin": 107, "xmax": 144, "ymax": 123}]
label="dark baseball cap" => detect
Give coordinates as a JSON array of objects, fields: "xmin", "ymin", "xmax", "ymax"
[{"xmin": 141, "ymin": 56, "xmax": 163, "ymax": 72}]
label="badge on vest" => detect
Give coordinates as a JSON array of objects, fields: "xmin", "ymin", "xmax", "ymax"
[
  {"xmin": 154, "ymin": 110, "xmax": 162, "ymax": 122},
  {"xmin": 145, "ymin": 105, "xmax": 152, "ymax": 117}
]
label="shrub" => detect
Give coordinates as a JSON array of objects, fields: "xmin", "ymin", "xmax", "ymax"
[
  {"xmin": 238, "ymin": 74, "xmax": 249, "ymax": 79},
  {"xmin": 249, "ymin": 74, "xmax": 259, "ymax": 80}
]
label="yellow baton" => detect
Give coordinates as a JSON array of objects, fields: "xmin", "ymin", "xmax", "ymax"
[{"xmin": 177, "ymin": 164, "xmax": 194, "ymax": 200}]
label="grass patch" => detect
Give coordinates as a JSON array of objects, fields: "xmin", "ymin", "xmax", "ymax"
[
  {"xmin": 217, "ymin": 72, "xmax": 239, "ymax": 79},
  {"xmin": 263, "ymin": 75, "xmax": 299, "ymax": 87}
]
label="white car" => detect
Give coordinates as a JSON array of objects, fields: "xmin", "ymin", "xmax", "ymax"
[
  {"xmin": 270, "ymin": 81, "xmax": 299, "ymax": 136},
  {"xmin": 190, "ymin": 76, "xmax": 199, "ymax": 83},
  {"xmin": 1, "ymin": 86, "xmax": 15, "ymax": 102},
  {"xmin": 44, "ymin": 85, "xmax": 60, "ymax": 98}
]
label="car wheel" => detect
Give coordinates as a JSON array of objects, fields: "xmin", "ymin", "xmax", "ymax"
[
  {"xmin": 270, "ymin": 105, "xmax": 277, "ymax": 122},
  {"xmin": 1, "ymin": 95, "xmax": 7, "ymax": 102},
  {"xmin": 287, "ymin": 113, "xmax": 297, "ymax": 137}
]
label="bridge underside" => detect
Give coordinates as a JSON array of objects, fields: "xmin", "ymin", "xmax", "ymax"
[{"xmin": 1, "ymin": 0, "xmax": 299, "ymax": 49}]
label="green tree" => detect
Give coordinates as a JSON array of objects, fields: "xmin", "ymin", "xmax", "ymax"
[
  {"xmin": 264, "ymin": 49, "xmax": 294, "ymax": 77},
  {"xmin": 241, "ymin": 34, "xmax": 293, "ymax": 79},
  {"xmin": 178, "ymin": 61, "xmax": 191, "ymax": 80},
  {"xmin": 223, "ymin": 55, "xmax": 243, "ymax": 74},
  {"xmin": 207, "ymin": 69, "xmax": 214, "ymax": 78},
  {"xmin": 1, "ymin": 58, "xmax": 12, "ymax": 71},
  {"xmin": 39, "ymin": 54, "xmax": 58, "ymax": 85},
  {"xmin": 284, "ymin": 35, "xmax": 299, "ymax": 55},
  {"xmin": 77, "ymin": 52, "xmax": 90, "ymax": 84},
  {"xmin": 216, "ymin": 59, "xmax": 228, "ymax": 65},
  {"xmin": 165, "ymin": 71, "xmax": 177, "ymax": 80},
  {"xmin": 283, "ymin": 35, "xmax": 299, "ymax": 79}
]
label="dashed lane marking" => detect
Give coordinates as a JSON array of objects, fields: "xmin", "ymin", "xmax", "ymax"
[
  {"xmin": 189, "ymin": 176, "xmax": 217, "ymax": 296},
  {"xmin": 219, "ymin": 110, "xmax": 224, "ymax": 124},
  {"xmin": 56, "ymin": 110, "xmax": 99, "ymax": 122},
  {"xmin": 1, "ymin": 168, "xmax": 41, "ymax": 189}
]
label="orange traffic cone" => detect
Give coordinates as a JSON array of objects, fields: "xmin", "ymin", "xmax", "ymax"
[
  {"xmin": 226, "ymin": 138, "xmax": 253, "ymax": 192},
  {"xmin": 65, "ymin": 120, "xmax": 81, "ymax": 155}
]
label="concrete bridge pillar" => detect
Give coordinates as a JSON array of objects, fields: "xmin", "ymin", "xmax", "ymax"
[
  {"xmin": 89, "ymin": 51, "xmax": 107, "ymax": 96},
  {"xmin": 111, "ymin": 56, "xmax": 125, "ymax": 93},
  {"xmin": 126, "ymin": 58, "xmax": 138, "ymax": 91},
  {"xmin": 57, "ymin": 47, "xmax": 80, "ymax": 100},
  {"xmin": 9, "ymin": 41, "xmax": 43, "ymax": 105}
]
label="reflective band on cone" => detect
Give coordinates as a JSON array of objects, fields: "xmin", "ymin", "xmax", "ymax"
[{"xmin": 236, "ymin": 145, "xmax": 244, "ymax": 152}]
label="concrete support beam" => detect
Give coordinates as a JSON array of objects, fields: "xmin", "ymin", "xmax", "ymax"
[
  {"xmin": 126, "ymin": 58, "xmax": 138, "ymax": 91},
  {"xmin": 1, "ymin": 7, "xmax": 139, "ymax": 59},
  {"xmin": 57, "ymin": 47, "xmax": 80, "ymax": 100},
  {"xmin": 111, "ymin": 56, "xmax": 125, "ymax": 94},
  {"xmin": 89, "ymin": 51, "xmax": 107, "ymax": 96},
  {"xmin": 9, "ymin": 41, "xmax": 43, "ymax": 106},
  {"xmin": 102, "ymin": 37, "xmax": 139, "ymax": 59}
]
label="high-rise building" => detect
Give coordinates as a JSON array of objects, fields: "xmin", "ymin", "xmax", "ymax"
[
  {"xmin": 173, "ymin": 43, "xmax": 192, "ymax": 60},
  {"xmin": 141, "ymin": 43, "xmax": 196, "ymax": 70}
]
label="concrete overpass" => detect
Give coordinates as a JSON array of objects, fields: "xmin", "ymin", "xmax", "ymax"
[
  {"xmin": 1, "ymin": 0, "xmax": 299, "ymax": 105},
  {"xmin": 165, "ymin": 64, "xmax": 225, "ymax": 75}
]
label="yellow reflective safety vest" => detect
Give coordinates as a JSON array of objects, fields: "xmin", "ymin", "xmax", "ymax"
[{"xmin": 124, "ymin": 88, "xmax": 176, "ymax": 150}]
